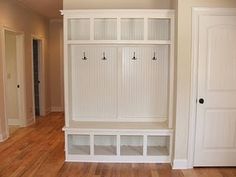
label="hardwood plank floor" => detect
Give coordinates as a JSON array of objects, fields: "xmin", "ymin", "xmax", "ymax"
[{"xmin": 0, "ymin": 113, "xmax": 235, "ymax": 177}]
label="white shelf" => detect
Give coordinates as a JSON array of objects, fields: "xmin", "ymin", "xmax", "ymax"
[
  {"xmin": 68, "ymin": 134, "xmax": 90, "ymax": 155},
  {"xmin": 94, "ymin": 146, "xmax": 117, "ymax": 155},
  {"xmin": 68, "ymin": 18, "xmax": 90, "ymax": 40},
  {"xmin": 66, "ymin": 40, "xmax": 172, "ymax": 45},
  {"xmin": 148, "ymin": 18, "xmax": 170, "ymax": 40},
  {"xmin": 69, "ymin": 145, "xmax": 90, "ymax": 155},
  {"xmin": 94, "ymin": 18, "xmax": 117, "ymax": 40},
  {"xmin": 64, "ymin": 10, "xmax": 174, "ymax": 43},
  {"xmin": 121, "ymin": 18, "xmax": 144, "ymax": 40},
  {"xmin": 67, "ymin": 121, "xmax": 170, "ymax": 131},
  {"xmin": 121, "ymin": 146, "xmax": 143, "ymax": 156},
  {"xmin": 94, "ymin": 135, "xmax": 117, "ymax": 155},
  {"xmin": 147, "ymin": 146, "xmax": 169, "ymax": 156},
  {"xmin": 147, "ymin": 135, "xmax": 170, "ymax": 156},
  {"xmin": 120, "ymin": 135, "xmax": 143, "ymax": 156}
]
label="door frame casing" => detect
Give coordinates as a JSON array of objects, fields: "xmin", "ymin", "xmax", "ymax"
[
  {"xmin": 1, "ymin": 26, "xmax": 26, "ymax": 138},
  {"xmin": 188, "ymin": 7, "xmax": 236, "ymax": 168},
  {"xmin": 31, "ymin": 35, "xmax": 46, "ymax": 120}
]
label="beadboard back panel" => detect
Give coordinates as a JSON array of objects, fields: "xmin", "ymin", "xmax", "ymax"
[
  {"xmin": 70, "ymin": 45, "xmax": 118, "ymax": 121},
  {"xmin": 119, "ymin": 45, "xmax": 169, "ymax": 121},
  {"xmin": 69, "ymin": 45, "xmax": 169, "ymax": 122}
]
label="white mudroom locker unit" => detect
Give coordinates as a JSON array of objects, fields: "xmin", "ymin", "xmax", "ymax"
[{"xmin": 62, "ymin": 9, "xmax": 175, "ymax": 163}]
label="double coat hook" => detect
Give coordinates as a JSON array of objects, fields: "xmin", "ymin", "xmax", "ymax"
[{"xmin": 131, "ymin": 52, "xmax": 158, "ymax": 61}]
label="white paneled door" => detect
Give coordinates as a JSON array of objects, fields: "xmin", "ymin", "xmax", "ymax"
[{"xmin": 194, "ymin": 10, "xmax": 236, "ymax": 166}]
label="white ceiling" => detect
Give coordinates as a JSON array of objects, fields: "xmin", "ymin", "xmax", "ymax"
[{"xmin": 17, "ymin": 0, "xmax": 63, "ymax": 19}]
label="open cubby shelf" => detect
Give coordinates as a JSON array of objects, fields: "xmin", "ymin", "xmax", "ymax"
[
  {"xmin": 63, "ymin": 10, "xmax": 175, "ymax": 163},
  {"xmin": 66, "ymin": 132, "xmax": 173, "ymax": 162}
]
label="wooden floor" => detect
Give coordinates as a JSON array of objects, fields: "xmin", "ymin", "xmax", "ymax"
[{"xmin": 0, "ymin": 113, "xmax": 235, "ymax": 177}]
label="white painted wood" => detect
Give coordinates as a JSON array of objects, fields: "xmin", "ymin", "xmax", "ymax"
[
  {"xmin": 66, "ymin": 154, "xmax": 171, "ymax": 163},
  {"xmin": 121, "ymin": 18, "xmax": 144, "ymax": 40},
  {"xmin": 68, "ymin": 18, "xmax": 90, "ymax": 40},
  {"xmin": 94, "ymin": 146, "xmax": 117, "ymax": 155},
  {"xmin": 62, "ymin": 10, "xmax": 174, "ymax": 44},
  {"xmin": 64, "ymin": 129, "xmax": 172, "ymax": 163},
  {"xmin": 66, "ymin": 40, "xmax": 172, "ymax": 45},
  {"xmin": 62, "ymin": 9, "xmax": 175, "ymax": 163},
  {"xmin": 70, "ymin": 45, "xmax": 118, "ymax": 120},
  {"xmin": 119, "ymin": 45, "xmax": 169, "ymax": 121},
  {"xmin": 168, "ymin": 14, "xmax": 175, "ymax": 129},
  {"xmin": 90, "ymin": 133, "xmax": 94, "ymax": 155},
  {"xmin": 61, "ymin": 10, "xmax": 175, "ymax": 19},
  {"xmin": 192, "ymin": 8, "xmax": 236, "ymax": 166},
  {"xmin": 63, "ymin": 17, "xmax": 70, "ymax": 127},
  {"xmin": 94, "ymin": 18, "xmax": 117, "ymax": 40},
  {"xmin": 148, "ymin": 18, "xmax": 170, "ymax": 40},
  {"xmin": 68, "ymin": 121, "xmax": 169, "ymax": 130}
]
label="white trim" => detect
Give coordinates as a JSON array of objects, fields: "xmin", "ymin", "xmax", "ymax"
[
  {"xmin": 1, "ymin": 26, "xmax": 26, "ymax": 138},
  {"xmin": 188, "ymin": 7, "xmax": 236, "ymax": 168},
  {"xmin": 61, "ymin": 9, "xmax": 175, "ymax": 18},
  {"xmin": 0, "ymin": 132, "xmax": 8, "ymax": 142},
  {"xmin": 59, "ymin": 26, "xmax": 64, "ymax": 111},
  {"xmin": 8, "ymin": 118, "xmax": 34, "ymax": 127},
  {"xmin": 0, "ymin": 26, "xmax": 9, "ymax": 140},
  {"xmin": 45, "ymin": 107, "xmax": 51, "ymax": 115},
  {"xmin": 51, "ymin": 107, "xmax": 64, "ymax": 112},
  {"xmin": 172, "ymin": 159, "xmax": 188, "ymax": 169},
  {"xmin": 31, "ymin": 35, "xmax": 46, "ymax": 118}
]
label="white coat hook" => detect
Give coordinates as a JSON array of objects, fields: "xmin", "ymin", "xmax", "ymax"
[
  {"xmin": 152, "ymin": 52, "xmax": 157, "ymax": 61},
  {"xmin": 82, "ymin": 52, "xmax": 87, "ymax": 60},
  {"xmin": 102, "ymin": 52, "xmax": 107, "ymax": 60},
  {"xmin": 132, "ymin": 52, "xmax": 137, "ymax": 60}
]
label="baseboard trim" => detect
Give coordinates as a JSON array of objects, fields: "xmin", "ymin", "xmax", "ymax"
[
  {"xmin": 51, "ymin": 107, "xmax": 64, "ymax": 112},
  {"xmin": 45, "ymin": 107, "xmax": 51, "ymax": 115},
  {"xmin": 172, "ymin": 159, "xmax": 189, "ymax": 169},
  {"xmin": 0, "ymin": 132, "xmax": 8, "ymax": 142},
  {"xmin": 8, "ymin": 118, "xmax": 35, "ymax": 127}
]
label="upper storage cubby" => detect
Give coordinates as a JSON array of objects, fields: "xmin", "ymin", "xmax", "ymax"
[
  {"xmin": 94, "ymin": 18, "xmax": 117, "ymax": 40},
  {"xmin": 63, "ymin": 10, "xmax": 174, "ymax": 44},
  {"xmin": 148, "ymin": 18, "xmax": 170, "ymax": 40},
  {"xmin": 121, "ymin": 18, "xmax": 144, "ymax": 40},
  {"xmin": 68, "ymin": 18, "xmax": 90, "ymax": 40}
]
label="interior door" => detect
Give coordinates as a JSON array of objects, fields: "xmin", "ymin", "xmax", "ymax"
[
  {"xmin": 5, "ymin": 31, "xmax": 19, "ymax": 121},
  {"xmin": 194, "ymin": 11, "xmax": 236, "ymax": 166}
]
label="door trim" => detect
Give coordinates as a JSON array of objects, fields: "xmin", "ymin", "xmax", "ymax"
[
  {"xmin": 188, "ymin": 7, "xmax": 236, "ymax": 168},
  {"xmin": 31, "ymin": 35, "xmax": 47, "ymax": 120},
  {"xmin": 1, "ymin": 26, "xmax": 26, "ymax": 138}
]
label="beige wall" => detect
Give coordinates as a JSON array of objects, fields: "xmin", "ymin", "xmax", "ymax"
[
  {"xmin": 5, "ymin": 31, "xmax": 18, "ymax": 119},
  {"xmin": 0, "ymin": 0, "xmax": 50, "ymax": 140},
  {"xmin": 63, "ymin": 0, "xmax": 172, "ymax": 9},
  {"xmin": 174, "ymin": 0, "xmax": 236, "ymax": 162},
  {"xmin": 49, "ymin": 20, "xmax": 64, "ymax": 111}
]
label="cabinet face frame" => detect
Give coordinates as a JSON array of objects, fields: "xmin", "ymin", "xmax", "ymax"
[{"xmin": 62, "ymin": 10, "xmax": 175, "ymax": 128}]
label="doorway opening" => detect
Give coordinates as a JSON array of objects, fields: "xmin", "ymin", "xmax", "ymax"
[
  {"xmin": 33, "ymin": 39, "xmax": 40, "ymax": 116},
  {"xmin": 3, "ymin": 29, "xmax": 25, "ymax": 136},
  {"xmin": 32, "ymin": 38, "xmax": 43, "ymax": 117}
]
